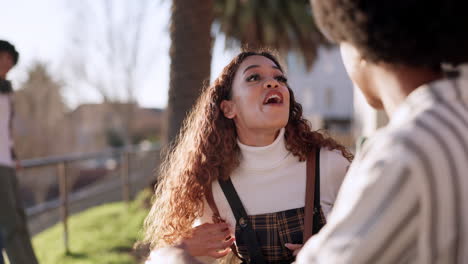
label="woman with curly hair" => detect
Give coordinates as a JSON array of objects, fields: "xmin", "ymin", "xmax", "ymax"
[{"xmin": 142, "ymin": 51, "xmax": 352, "ymax": 263}]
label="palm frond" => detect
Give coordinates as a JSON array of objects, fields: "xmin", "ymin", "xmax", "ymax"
[{"xmin": 214, "ymin": 0, "xmax": 328, "ymax": 69}]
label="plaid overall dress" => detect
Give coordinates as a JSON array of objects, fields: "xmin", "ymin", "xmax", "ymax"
[
  {"xmin": 220, "ymin": 149, "xmax": 326, "ymax": 264},
  {"xmin": 234, "ymin": 207, "xmax": 326, "ymax": 263}
]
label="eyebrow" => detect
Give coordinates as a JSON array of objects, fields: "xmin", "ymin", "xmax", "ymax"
[{"xmin": 242, "ymin": 64, "xmax": 281, "ymax": 74}]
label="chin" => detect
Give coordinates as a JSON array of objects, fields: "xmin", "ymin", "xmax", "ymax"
[{"xmin": 266, "ymin": 117, "xmax": 289, "ymax": 130}]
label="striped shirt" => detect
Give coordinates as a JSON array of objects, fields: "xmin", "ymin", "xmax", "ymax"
[{"xmin": 297, "ymin": 72, "xmax": 468, "ymax": 264}]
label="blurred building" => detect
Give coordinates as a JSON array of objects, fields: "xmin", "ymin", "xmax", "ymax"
[
  {"xmin": 287, "ymin": 46, "xmax": 354, "ymax": 133},
  {"xmin": 68, "ymin": 103, "xmax": 164, "ymax": 154},
  {"xmin": 285, "ymin": 46, "xmax": 393, "ymax": 149}
]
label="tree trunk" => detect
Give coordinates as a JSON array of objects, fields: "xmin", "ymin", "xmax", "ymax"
[{"xmin": 165, "ymin": 0, "xmax": 213, "ymax": 145}]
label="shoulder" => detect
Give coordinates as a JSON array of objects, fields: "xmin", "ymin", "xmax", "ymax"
[
  {"xmin": 319, "ymin": 147, "xmax": 350, "ymax": 182},
  {"xmin": 318, "ymin": 147, "xmax": 350, "ymax": 206},
  {"xmin": 348, "ymin": 128, "xmax": 421, "ymax": 186},
  {"xmin": 358, "ymin": 125, "xmax": 424, "ymax": 166},
  {"xmin": 320, "ymin": 148, "xmax": 349, "ymax": 166}
]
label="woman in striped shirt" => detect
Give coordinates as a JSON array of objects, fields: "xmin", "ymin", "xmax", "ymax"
[{"xmin": 297, "ymin": 0, "xmax": 468, "ymax": 263}]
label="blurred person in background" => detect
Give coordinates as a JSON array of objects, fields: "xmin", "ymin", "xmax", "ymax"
[
  {"xmin": 142, "ymin": 51, "xmax": 353, "ymax": 263},
  {"xmin": 0, "ymin": 40, "xmax": 39, "ymax": 264},
  {"xmin": 294, "ymin": 0, "xmax": 468, "ymax": 263}
]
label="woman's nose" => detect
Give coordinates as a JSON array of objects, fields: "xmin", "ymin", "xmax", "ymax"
[{"xmin": 264, "ymin": 79, "xmax": 279, "ymax": 89}]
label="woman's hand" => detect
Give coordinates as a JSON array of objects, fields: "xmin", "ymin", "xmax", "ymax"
[
  {"xmin": 183, "ymin": 223, "xmax": 235, "ymax": 258},
  {"xmin": 285, "ymin": 243, "xmax": 303, "ymax": 256}
]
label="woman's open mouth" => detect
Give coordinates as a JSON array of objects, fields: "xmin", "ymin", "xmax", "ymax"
[{"xmin": 263, "ymin": 91, "xmax": 284, "ymax": 105}]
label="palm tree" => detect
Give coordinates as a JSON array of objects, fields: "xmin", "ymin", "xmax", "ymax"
[
  {"xmin": 214, "ymin": 0, "xmax": 325, "ymax": 68},
  {"xmin": 165, "ymin": 0, "xmax": 214, "ymax": 145}
]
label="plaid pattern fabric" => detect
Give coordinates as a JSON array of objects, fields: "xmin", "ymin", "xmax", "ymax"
[{"xmin": 235, "ymin": 207, "xmax": 326, "ymax": 264}]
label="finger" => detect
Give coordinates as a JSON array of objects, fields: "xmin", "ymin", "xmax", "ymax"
[
  {"xmin": 208, "ymin": 236, "xmax": 235, "ymax": 251},
  {"xmin": 208, "ymin": 247, "xmax": 232, "ymax": 259},
  {"xmin": 216, "ymin": 222, "xmax": 230, "ymax": 231},
  {"xmin": 220, "ymin": 236, "xmax": 236, "ymax": 248},
  {"xmin": 207, "ymin": 223, "xmax": 230, "ymax": 237},
  {"xmin": 222, "ymin": 228, "xmax": 233, "ymax": 239},
  {"xmin": 285, "ymin": 243, "xmax": 302, "ymax": 251},
  {"xmin": 211, "ymin": 226, "xmax": 232, "ymax": 239},
  {"xmin": 293, "ymin": 249, "xmax": 301, "ymax": 257},
  {"xmin": 211, "ymin": 231, "xmax": 232, "ymax": 242},
  {"xmin": 206, "ymin": 222, "xmax": 228, "ymax": 230},
  {"xmin": 195, "ymin": 223, "xmax": 225, "ymax": 234}
]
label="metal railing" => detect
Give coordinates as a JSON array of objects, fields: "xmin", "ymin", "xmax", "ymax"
[{"xmin": 18, "ymin": 144, "xmax": 161, "ymax": 254}]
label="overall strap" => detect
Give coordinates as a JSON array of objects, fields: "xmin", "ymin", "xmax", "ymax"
[
  {"xmin": 303, "ymin": 147, "xmax": 320, "ymax": 242},
  {"xmin": 219, "ymin": 179, "xmax": 266, "ymax": 264},
  {"xmin": 313, "ymin": 148, "xmax": 322, "ymax": 235}
]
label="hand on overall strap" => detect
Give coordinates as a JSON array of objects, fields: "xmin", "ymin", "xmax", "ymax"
[
  {"xmin": 182, "ymin": 223, "xmax": 235, "ymax": 258},
  {"xmin": 285, "ymin": 243, "xmax": 303, "ymax": 256}
]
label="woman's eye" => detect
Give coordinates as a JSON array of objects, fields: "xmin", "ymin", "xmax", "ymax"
[
  {"xmin": 275, "ymin": 75, "xmax": 288, "ymax": 83},
  {"xmin": 246, "ymin": 74, "xmax": 260, "ymax": 82}
]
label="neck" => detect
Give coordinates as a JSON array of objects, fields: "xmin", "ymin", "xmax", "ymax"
[
  {"xmin": 375, "ymin": 65, "xmax": 443, "ymax": 117},
  {"xmin": 236, "ymin": 127, "xmax": 281, "ymax": 147}
]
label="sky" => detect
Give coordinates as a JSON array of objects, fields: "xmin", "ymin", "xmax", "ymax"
[{"xmin": 0, "ymin": 0, "xmax": 238, "ymax": 109}]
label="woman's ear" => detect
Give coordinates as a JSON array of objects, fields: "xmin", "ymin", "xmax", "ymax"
[{"xmin": 220, "ymin": 100, "xmax": 236, "ymax": 119}]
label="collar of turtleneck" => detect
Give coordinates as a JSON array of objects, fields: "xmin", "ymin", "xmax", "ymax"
[{"xmin": 237, "ymin": 128, "xmax": 290, "ymax": 171}]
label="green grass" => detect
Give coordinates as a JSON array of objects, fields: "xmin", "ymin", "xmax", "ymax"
[{"xmin": 32, "ymin": 190, "xmax": 151, "ymax": 264}]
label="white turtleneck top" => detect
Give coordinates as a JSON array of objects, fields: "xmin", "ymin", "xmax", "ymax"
[
  {"xmin": 197, "ymin": 128, "xmax": 350, "ymax": 232},
  {"xmin": 146, "ymin": 128, "xmax": 350, "ymax": 264}
]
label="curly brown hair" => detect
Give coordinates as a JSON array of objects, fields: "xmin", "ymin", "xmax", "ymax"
[{"xmin": 142, "ymin": 51, "xmax": 353, "ymax": 250}]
